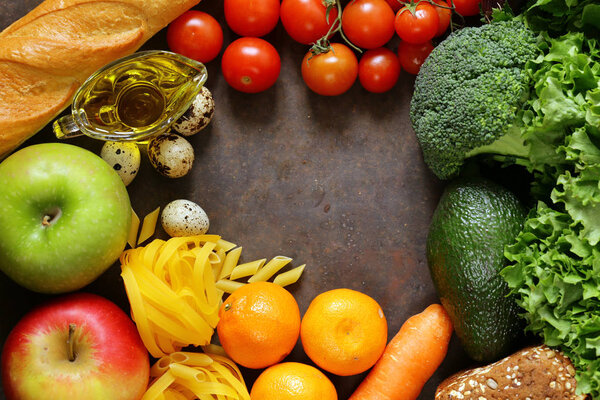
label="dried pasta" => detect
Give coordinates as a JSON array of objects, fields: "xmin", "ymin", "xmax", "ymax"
[
  {"xmin": 142, "ymin": 351, "xmax": 250, "ymax": 400},
  {"xmin": 120, "ymin": 234, "xmax": 306, "ymax": 358},
  {"xmin": 273, "ymin": 264, "xmax": 306, "ymax": 287},
  {"xmin": 121, "ymin": 235, "xmax": 228, "ymax": 358}
]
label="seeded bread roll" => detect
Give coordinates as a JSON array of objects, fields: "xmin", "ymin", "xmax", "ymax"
[
  {"xmin": 436, "ymin": 345, "xmax": 588, "ymax": 400},
  {"xmin": 0, "ymin": 0, "xmax": 201, "ymax": 158}
]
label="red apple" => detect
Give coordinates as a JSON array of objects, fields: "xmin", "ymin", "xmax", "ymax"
[{"xmin": 1, "ymin": 293, "xmax": 149, "ymax": 400}]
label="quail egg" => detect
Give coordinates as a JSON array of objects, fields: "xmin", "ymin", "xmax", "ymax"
[
  {"xmin": 100, "ymin": 141, "xmax": 140, "ymax": 186},
  {"xmin": 147, "ymin": 133, "xmax": 194, "ymax": 178},
  {"xmin": 172, "ymin": 86, "xmax": 215, "ymax": 136},
  {"xmin": 161, "ymin": 199, "xmax": 210, "ymax": 237}
]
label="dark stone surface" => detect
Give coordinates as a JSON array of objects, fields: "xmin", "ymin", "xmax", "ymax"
[{"xmin": 0, "ymin": 0, "xmax": 475, "ymax": 398}]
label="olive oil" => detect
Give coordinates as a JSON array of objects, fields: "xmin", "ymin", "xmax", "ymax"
[{"xmin": 54, "ymin": 51, "xmax": 207, "ymax": 142}]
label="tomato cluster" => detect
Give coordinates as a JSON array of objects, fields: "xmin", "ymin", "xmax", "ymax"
[{"xmin": 166, "ymin": 0, "xmax": 481, "ymax": 95}]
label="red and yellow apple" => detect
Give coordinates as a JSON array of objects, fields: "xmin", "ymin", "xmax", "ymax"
[{"xmin": 1, "ymin": 293, "xmax": 149, "ymax": 400}]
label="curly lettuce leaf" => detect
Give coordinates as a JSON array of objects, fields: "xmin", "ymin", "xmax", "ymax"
[{"xmin": 502, "ymin": 201, "xmax": 600, "ymax": 397}]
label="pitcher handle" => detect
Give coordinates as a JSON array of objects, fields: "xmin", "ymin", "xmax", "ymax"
[{"xmin": 53, "ymin": 115, "xmax": 83, "ymax": 139}]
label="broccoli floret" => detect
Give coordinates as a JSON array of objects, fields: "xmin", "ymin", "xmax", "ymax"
[{"xmin": 410, "ymin": 20, "xmax": 539, "ymax": 180}]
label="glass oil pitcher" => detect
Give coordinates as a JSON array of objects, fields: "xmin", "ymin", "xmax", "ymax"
[{"xmin": 53, "ymin": 50, "xmax": 207, "ymax": 142}]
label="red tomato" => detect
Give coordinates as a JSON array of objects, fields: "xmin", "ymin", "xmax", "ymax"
[
  {"xmin": 221, "ymin": 38, "xmax": 281, "ymax": 93},
  {"xmin": 301, "ymin": 43, "xmax": 358, "ymax": 96},
  {"xmin": 281, "ymin": 0, "xmax": 338, "ymax": 45},
  {"xmin": 433, "ymin": 0, "xmax": 452, "ymax": 36},
  {"xmin": 342, "ymin": 0, "xmax": 396, "ymax": 50},
  {"xmin": 394, "ymin": 3, "xmax": 439, "ymax": 44},
  {"xmin": 224, "ymin": 0, "xmax": 280, "ymax": 37},
  {"xmin": 384, "ymin": 0, "xmax": 403, "ymax": 13},
  {"xmin": 452, "ymin": 0, "xmax": 481, "ymax": 16},
  {"xmin": 397, "ymin": 40, "xmax": 434, "ymax": 75},
  {"xmin": 167, "ymin": 11, "xmax": 223, "ymax": 63},
  {"xmin": 358, "ymin": 48, "xmax": 401, "ymax": 93}
]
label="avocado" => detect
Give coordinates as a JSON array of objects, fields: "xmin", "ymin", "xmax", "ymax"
[{"xmin": 427, "ymin": 177, "xmax": 526, "ymax": 362}]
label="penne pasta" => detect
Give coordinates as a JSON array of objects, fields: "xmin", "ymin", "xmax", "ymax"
[
  {"xmin": 248, "ymin": 256, "xmax": 292, "ymax": 283},
  {"xmin": 229, "ymin": 259, "xmax": 265, "ymax": 280},
  {"xmin": 215, "ymin": 279, "xmax": 246, "ymax": 294},
  {"xmin": 273, "ymin": 264, "xmax": 306, "ymax": 287}
]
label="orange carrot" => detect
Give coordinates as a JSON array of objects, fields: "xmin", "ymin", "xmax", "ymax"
[{"xmin": 348, "ymin": 304, "xmax": 453, "ymax": 400}]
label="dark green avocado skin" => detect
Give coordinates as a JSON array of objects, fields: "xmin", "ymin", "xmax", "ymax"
[{"xmin": 427, "ymin": 178, "xmax": 526, "ymax": 362}]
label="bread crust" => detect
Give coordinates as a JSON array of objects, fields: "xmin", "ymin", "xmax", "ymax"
[
  {"xmin": 436, "ymin": 345, "xmax": 588, "ymax": 400},
  {"xmin": 0, "ymin": 0, "xmax": 201, "ymax": 157}
]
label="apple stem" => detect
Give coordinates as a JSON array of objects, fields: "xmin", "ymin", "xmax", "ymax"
[
  {"xmin": 41, "ymin": 215, "xmax": 51, "ymax": 226},
  {"xmin": 67, "ymin": 323, "xmax": 77, "ymax": 362}
]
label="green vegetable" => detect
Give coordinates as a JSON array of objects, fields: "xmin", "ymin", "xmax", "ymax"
[
  {"xmin": 523, "ymin": 0, "xmax": 600, "ymax": 37},
  {"xmin": 427, "ymin": 177, "xmax": 526, "ymax": 362},
  {"xmin": 502, "ymin": 31, "xmax": 600, "ymax": 399},
  {"xmin": 410, "ymin": 20, "xmax": 539, "ymax": 180}
]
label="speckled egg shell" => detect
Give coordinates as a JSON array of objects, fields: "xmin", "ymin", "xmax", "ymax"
[
  {"xmin": 161, "ymin": 199, "xmax": 210, "ymax": 237},
  {"xmin": 147, "ymin": 133, "xmax": 194, "ymax": 178},
  {"xmin": 100, "ymin": 141, "xmax": 140, "ymax": 186},
  {"xmin": 172, "ymin": 86, "xmax": 215, "ymax": 136}
]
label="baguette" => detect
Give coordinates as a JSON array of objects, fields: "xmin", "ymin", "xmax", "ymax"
[
  {"xmin": 0, "ymin": 0, "xmax": 201, "ymax": 158},
  {"xmin": 436, "ymin": 345, "xmax": 588, "ymax": 400}
]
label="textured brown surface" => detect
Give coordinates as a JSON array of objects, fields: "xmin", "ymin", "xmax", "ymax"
[
  {"xmin": 0, "ymin": 0, "xmax": 473, "ymax": 398},
  {"xmin": 436, "ymin": 345, "xmax": 585, "ymax": 400}
]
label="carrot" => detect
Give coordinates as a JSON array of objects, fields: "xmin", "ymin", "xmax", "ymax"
[{"xmin": 348, "ymin": 304, "xmax": 453, "ymax": 400}]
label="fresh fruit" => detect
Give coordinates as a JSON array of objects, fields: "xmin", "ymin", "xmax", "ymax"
[
  {"xmin": 251, "ymin": 362, "xmax": 338, "ymax": 400},
  {"xmin": 1, "ymin": 293, "xmax": 149, "ymax": 400},
  {"xmin": 221, "ymin": 37, "xmax": 281, "ymax": 93},
  {"xmin": 224, "ymin": 0, "xmax": 280, "ymax": 37},
  {"xmin": 280, "ymin": 0, "xmax": 338, "ymax": 45},
  {"xmin": 300, "ymin": 288, "xmax": 387, "ymax": 376},
  {"xmin": 0, "ymin": 143, "xmax": 131, "ymax": 293},
  {"xmin": 432, "ymin": 0, "xmax": 451, "ymax": 36},
  {"xmin": 452, "ymin": 0, "xmax": 481, "ymax": 16},
  {"xmin": 348, "ymin": 304, "xmax": 453, "ymax": 400},
  {"xmin": 397, "ymin": 40, "xmax": 434, "ymax": 75},
  {"xmin": 301, "ymin": 43, "xmax": 358, "ymax": 96},
  {"xmin": 427, "ymin": 177, "xmax": 526, "ymax": 362},
  {"xmin": 341, "ymin": 0, "xmax": 396, "ymax": 50},
  {"xmin": 167, "ymin": 10, "xmax": 223, "ymax": 63},
  {"xmin": 395, "ymin": 3, "xmax": 439, "ymax": 44},
  {"xmin": 217, "ymin": 281, "xmax": 301, "ymax": 369},
  {"xmin": 358, "ymin": 47, "xmax": 401, "ymax": 93}
]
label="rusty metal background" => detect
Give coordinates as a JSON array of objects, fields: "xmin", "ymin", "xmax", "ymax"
[{"xmin": 0, "ymin": 0, "xmax": 475, "ymax": 398}]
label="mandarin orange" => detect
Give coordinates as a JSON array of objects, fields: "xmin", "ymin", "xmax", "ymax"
[
  {"xmin": 250, "ymin": 362, "xmax": 338, "ymax": 400},
  {"xmin": 217, "ymin": 281, "xmax": 301, "ymax": 369},
  {"xmin": 300, "ymin": 288, "xmax": 387, "ymax": 376}
]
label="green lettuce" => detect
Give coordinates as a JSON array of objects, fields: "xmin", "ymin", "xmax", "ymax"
[{"xmin": 501, "ymin": 30, "xmax": 600, "ymax": 398}]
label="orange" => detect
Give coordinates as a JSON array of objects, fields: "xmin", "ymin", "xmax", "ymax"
[
  {"xmin": 217, "ymin": 281, "xmax": 301, "ymax": 369},
  {"xmin": 300, "ymin": 288, "xmax": 387, "ymax": 376},
  {"xmin": 250, "ymin": 362, "xmax": 338, "ymax": 400}
]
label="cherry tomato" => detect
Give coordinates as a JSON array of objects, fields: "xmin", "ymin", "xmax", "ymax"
[
  {"xmin": 281, "ymin": 0, "xmax": 338, "ymax": 45},
  {"xmin": 358, "ymin": 48, "xmax": 401, "ymax": 93},
  {"xmin": 433, "ymin": 0, "xmax": 452, "ymax": 36},
  {"xmin": 224, "ymin": 0, "xmax": 280, "ymax": 37},
  {"xmin": 301, "ymin": 43, "xmax": 358, "ymax": 96},
  {"xmin": 394, "ymin": 3, "xmax": 439, "ymax": 44},
  {"xmin": 397, "ymin": 40, "xmax": 434, "ymax": 75},
  {"xmin": 167, "ymin": 11, "xmax": 223, "ymax": 63},
  {"xmin": 384, "ymin": 0, "xmax": 403, "ymax": 13},
  {"xmin": 221, "ymin": 38, "xmax": 281, "ymax": 93},
  {"xmin": 342, "ymin": 0, "xmax": 396, "ymax": 50},
  {"xmin": 452, "ymin": 0, "xmax": 481, "ymax": 16}
]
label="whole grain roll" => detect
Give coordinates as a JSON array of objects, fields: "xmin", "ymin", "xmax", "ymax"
[{"xmin": 436, "ymin": 345, "xmax": 588, "ymax": 400}]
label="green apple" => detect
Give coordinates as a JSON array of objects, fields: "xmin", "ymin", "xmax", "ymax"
[{"xmin": 0, "ymin": 143, "xmax": 131, "ymax": 293}]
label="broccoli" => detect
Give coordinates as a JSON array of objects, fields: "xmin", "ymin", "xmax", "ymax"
[{"xmin": 409, "ymin": 20, "xmax": 539, "ymax": 180}]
